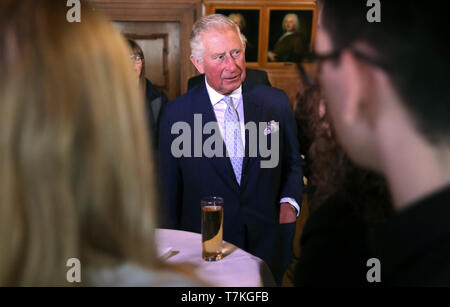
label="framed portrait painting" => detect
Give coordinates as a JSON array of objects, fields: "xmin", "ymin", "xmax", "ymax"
[
  {"xmin": 205, "ymin": 1, "xmax": 318, "ymax": 67},
  {"xmin": 267, "ymin": 9, "xmax": 314, "ymax": 63},
  {"xmin": 215, "ymin": 9, "xmax": 261, "ymax": 62}
]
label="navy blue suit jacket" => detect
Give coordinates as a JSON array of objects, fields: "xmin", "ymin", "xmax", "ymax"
[{"xmin": 158, "ymin": 80, "xmax": 304, "ymax": 283}]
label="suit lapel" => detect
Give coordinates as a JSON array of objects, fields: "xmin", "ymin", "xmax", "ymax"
[
  {"xmin": 242, "ymin": 81, "xmax": 262, "ymax": 186},
  {"xmin": 192, "ymin": 83, "xmax": 239, "ymax": 190}
]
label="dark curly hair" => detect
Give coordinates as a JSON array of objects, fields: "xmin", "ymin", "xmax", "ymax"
[{"xmin": 295, "ymin": 85, "xmax": 393, "ymax": 229}]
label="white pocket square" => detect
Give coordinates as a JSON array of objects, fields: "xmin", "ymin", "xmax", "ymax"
[{"xmin": 263, "ymin": 120, "xmax": 279, "ymax": 135}]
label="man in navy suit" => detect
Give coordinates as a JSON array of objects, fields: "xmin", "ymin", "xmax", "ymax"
[{"xmin": 158, "ymin": 14, "xmax": 303, "ymax": 285}]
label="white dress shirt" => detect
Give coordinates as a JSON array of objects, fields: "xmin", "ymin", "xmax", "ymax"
[{"xmin": 204, "ymin": 78, "xmax": 300, "ymax": 216}]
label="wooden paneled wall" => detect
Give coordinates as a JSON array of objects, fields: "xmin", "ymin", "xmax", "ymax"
[{"xmin": 264, "ymin": 63, "xmax": 317, "ymax": 109}]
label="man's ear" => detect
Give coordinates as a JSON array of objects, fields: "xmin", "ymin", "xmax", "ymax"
[
  {"xmin": 340, "ymin": 50, "xmax": 367, "ymax": 125},
  {"xmin": 190, "ymin": 55, "xmax": 205, "ymax": 74}
]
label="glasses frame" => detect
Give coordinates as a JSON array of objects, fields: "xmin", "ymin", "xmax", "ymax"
[
  {"xmin": 130, "ymin": 55, "xmax": 143, "ymax": 63},
  {"xmin": 305, "ymin": 47, "xmax": 390, "ymax": 72}
]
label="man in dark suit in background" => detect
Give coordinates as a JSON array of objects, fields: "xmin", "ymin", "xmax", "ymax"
[
  {"xmin": 159, "ymin": 14, "xmax": 303, "ymax": 284},
  {"xmin": 187, "ymin": 68, "xmax": 271, "ymax": 90}
]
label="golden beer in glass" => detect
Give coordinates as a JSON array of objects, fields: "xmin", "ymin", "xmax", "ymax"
[{"xmin": 201, "ymin": 197, "xmax": 224, "ymax": 261}]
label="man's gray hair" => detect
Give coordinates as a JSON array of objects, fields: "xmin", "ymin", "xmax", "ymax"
[
  {"xmin": 190, "ymin": 14, "xmax": 247, "ymax": 62},
  {"xmin": 282, "ymin": 13, "xmax": 300, "ymax": 32}
]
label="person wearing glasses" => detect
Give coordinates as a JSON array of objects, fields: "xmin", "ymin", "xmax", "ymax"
[
  {"xmin": 314, "ymin": 0, "xmax": 450, "ymax": 285},
  {"xmin": 128, "ymin": 39, "xmax": 168, "ymax": 149}
]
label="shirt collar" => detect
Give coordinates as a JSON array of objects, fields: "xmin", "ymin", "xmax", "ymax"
[{"xmin": 205, "ymin": 76, "xmax": 242, "ymax": 107}]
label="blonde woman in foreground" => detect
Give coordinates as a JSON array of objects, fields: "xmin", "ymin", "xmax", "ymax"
[{"xmin": 0, "ymin": 0, "xmax": 204, "ymax": 286}]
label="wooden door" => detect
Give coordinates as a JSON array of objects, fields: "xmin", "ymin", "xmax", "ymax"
[
  {"xmin": 89, "ymin": 0, "xmax": 202, "ymax": 100},
  {"xmin": 115, "ymin": 22, "xmax": 180, "ymax": 100}
]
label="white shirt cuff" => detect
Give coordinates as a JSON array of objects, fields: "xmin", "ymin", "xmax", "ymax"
[{"xmin": 280, "ymin": 197, "xmax": 300, "ymax": 217}]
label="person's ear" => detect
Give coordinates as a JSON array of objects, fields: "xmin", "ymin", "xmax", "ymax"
[{"xmin": 190, "ymin": 55, "xmax": 205, "ymax": 74}]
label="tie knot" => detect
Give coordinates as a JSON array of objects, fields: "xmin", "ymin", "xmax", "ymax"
[{"xmin": 224, "ymin": 96, "xmax": 234, "ymax": 108}]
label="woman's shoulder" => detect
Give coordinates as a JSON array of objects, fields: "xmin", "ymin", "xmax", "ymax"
[
  {"xmin": 85, "ymin": 262, "xmax": 205, "ymax": 287},
  {"xmin": 145, "ymin": 78, "xmax": 168, "ymax": 103}
]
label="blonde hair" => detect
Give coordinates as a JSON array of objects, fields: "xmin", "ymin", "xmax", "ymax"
[
  {"xmin": 0, "ymin": 0, "xmax": 158, "ymax": 285},
  {"xmin": 190, "ymin": 14, "xmax": 247, "ymax": 62}
]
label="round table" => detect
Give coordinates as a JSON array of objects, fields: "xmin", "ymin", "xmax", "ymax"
[{"xmin": 155, "ymin": 228, "xmax": 276, "ymax": 287}]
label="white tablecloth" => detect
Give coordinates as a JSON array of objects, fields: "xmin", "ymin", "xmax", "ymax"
[{"xmin": 155, "ymin": 228, "xmax": 276, "ymax": 287}]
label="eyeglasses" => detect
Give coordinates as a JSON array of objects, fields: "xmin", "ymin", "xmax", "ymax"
[
  {"xmin": 305, "ymin": 49, "xmax": 343, "ymax": 66},
  {"xmin": 305, "ymin": 47, "xmax": 390, "ymax": 72},
  {"xmin": 130, "ymin": 55, "xmax": 143, "ymax": 62}
]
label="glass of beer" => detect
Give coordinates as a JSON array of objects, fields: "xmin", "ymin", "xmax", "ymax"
[{"xmin": 201, "ymin": 197, "xmax": 224, "ymax": 261}]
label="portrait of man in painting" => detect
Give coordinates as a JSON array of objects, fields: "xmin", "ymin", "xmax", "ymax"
[
  {"xmin": 268, "ymin": 10, "xmax": 313, "ymax": 62},
  {"xmin": 215, "ymin": 9, "xmax": 260, "ymax": 62}
]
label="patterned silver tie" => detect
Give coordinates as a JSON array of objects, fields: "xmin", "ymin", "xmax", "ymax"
[{"xmin": 223, "ymin": 96, "xmax": 244, "ymax": 185}]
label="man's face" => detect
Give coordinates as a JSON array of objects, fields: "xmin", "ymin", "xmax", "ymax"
[
  {"xmin": 192, "ymin": 28, "xmax": 246, "ymax": 95},
  {"xmin": 315, "ymin": 26, "xmax": 378, "ymax": 169},
  {"xmin": 284, "ymin": 16, "xmax": 296, "ymax": 32},
  {"xmin": 315, "ymin": 27, "xmax": 347, "ymax": 114}
]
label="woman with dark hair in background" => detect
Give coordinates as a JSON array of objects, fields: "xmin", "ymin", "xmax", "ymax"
[
  {"xmin": 128, "ymin": 39, "xmax": 168, "ymax": 149},
  {"xmin": 290, "ymin": 85, "xmax": 393, "ymax": 286}
]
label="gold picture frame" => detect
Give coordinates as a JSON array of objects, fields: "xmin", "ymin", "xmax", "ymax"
[{"xmin": 205, "ymin": 1, "xmax": 318, "ymax": 67}]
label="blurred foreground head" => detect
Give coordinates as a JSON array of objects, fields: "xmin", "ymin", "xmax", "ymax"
[
  {"xmin": 0, "ymin": 0, "xmax": 157, "ymax": 285},
  {"xmin": 316, "ymin": 0, "xmax": 450, "ymax": 171}
]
